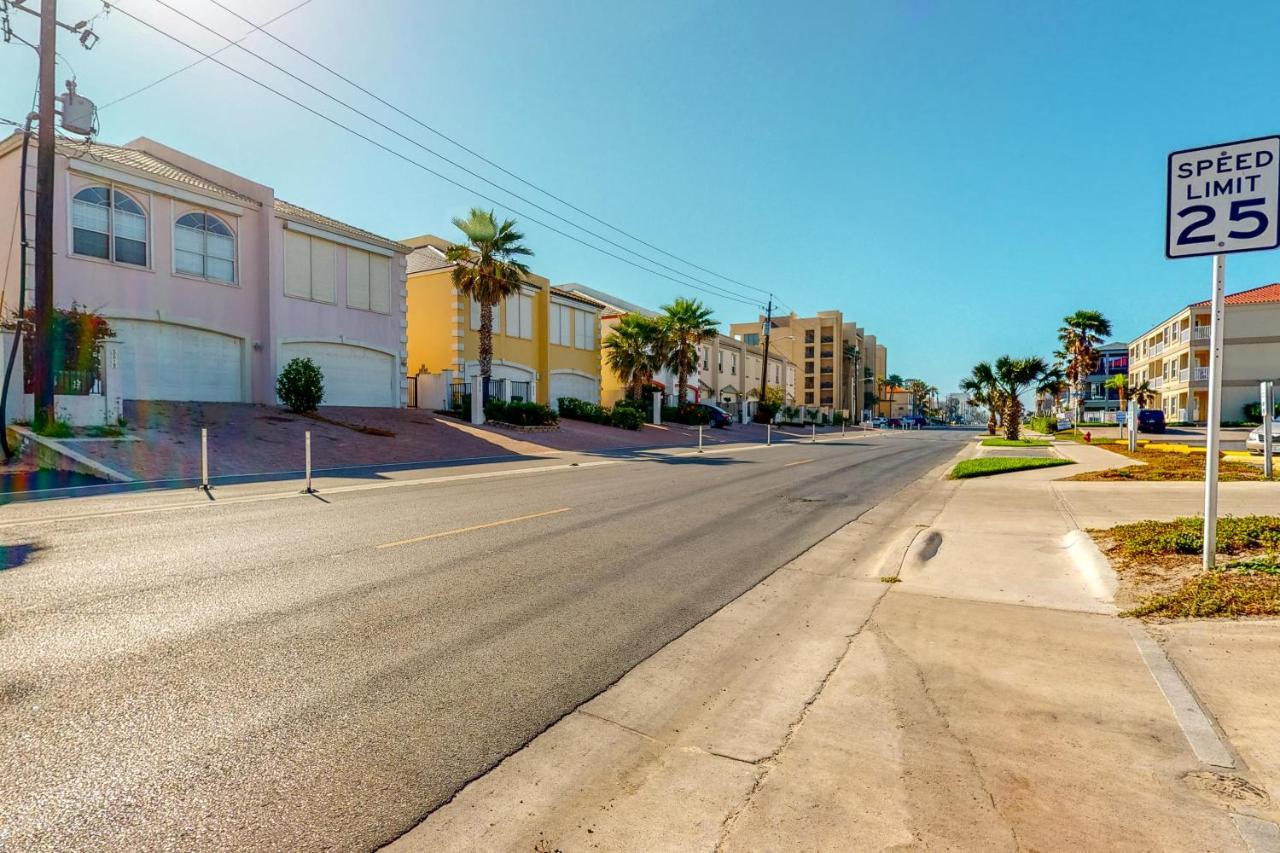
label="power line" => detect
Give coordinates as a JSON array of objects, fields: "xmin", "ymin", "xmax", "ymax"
[
  {"xmin": 199, "ymin": 0, "xmax": 773, "ymax": 301},
  {"xmin": 137, "ymin": 0, "xmax": 764, "ymax": 308},
  {"xmin": 98, "ymin": 0, "xmax": 315, "ymax": 109},
  {"xmin": 106, "ymin": 3, "xmax": 763, "ymax": 309}
]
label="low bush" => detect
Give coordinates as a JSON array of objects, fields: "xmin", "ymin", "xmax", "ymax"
[
  {"xmin": 276, "ymin": 357, "xmax": 325, "ymax": 413},
  {"xmin": 558, "ymin": 396, "xmax": 643, "ymax": 430},
  {"xmin": 485, "ymin": 399, "xmax": 558, "ymax": 427},
  {"xmin": 1028, "ymin": 414, "xmax": 1057, "ymax": 435},
  {"xmin": 1244, "ymin": 402, "xmax": 1280, "ymax": 422},
  {"xmin": 34, "ymin": 417, "xmax": 74, "ymax": 438},
  {"xmin": 1100, "ymin": 516, "xmax": 1280, "ymax": 559},
  {"xmin": 1124, "ymin": 570, "xmax": 1280, "ymax": 618}
]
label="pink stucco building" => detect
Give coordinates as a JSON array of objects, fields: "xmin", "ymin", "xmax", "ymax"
[{"xmin": 0, "ymin": 133, "xmax": 410, "ymax": 411}]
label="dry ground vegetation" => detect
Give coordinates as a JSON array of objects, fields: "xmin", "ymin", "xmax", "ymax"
[
  {"xmin": 1067, "ymin": 446, "xmax": 1271, "ymax": 482},
  {"xmin": 1091, "ymin": 516, "xmax": 1280, "ymax": 618}
]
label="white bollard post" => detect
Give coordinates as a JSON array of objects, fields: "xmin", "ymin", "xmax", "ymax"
[
  {"xmin": 841, "ymin": 419, "xmax": 846, "ymax": 437},
  {"xmin": 698, "ymin": 424, "xmax": 704, "ymax": 453},
  {"xmin": 653, "ymin": 390, "xmax": 662, "ymax": 425},
  {"xmin": 200, "ymin": 427, "xmax": 209, "ymax": 491},
  {"xmin": 767, "ymin": 423, "xmax": 772, "ymax": 446},
  {"xmin": 1127, "ymin": 400, "xmax": 1138, "ymax": 453},
  {"xmin": 305, "ymin": 430, "xmax": 313, "ymax": 493},
  {"xmin": 1263, "ymin": 380, "xmax": 1274, "ymax": 480},
  {"xmin": 811, "ymin": 423, "xmax": 816, "ymax": 443}
]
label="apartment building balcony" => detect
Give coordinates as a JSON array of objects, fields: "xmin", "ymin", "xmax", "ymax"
[
  {"xmin": 1191, "ymin": 326, "xmax": 1210, "ymax": 341},
  {"xmin": 1149, "ymin": 377, "xmax": 1163, "ymax": 389},
  {"xmin": 1191, "ymin": 366, "xmax": 1210, "ymax": 382}
]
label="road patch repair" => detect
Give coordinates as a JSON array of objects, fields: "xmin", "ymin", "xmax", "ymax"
[{"xmin": 389, "ymin": 440, "xmax": 1278, "ymax": 851}]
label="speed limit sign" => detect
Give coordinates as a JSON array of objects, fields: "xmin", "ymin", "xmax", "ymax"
[{"xmin": 1167, "ymin": 136, "xmax": 1280, "ymax": 258}]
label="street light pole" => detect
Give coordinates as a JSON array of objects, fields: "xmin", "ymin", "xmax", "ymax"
[{"xmin": 32, "ymin": 0, "xmax": 58, "ymax": 429}]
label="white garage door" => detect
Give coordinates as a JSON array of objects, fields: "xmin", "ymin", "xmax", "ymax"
[
  {"xmin": 550, "ymin": 372, "xmax": 599, "ymax": 409},
  {"xmin": 281, "ymin": 342, "xmax": 395, "ymax": 407},
  {"xmin": 112, "ymin": 319, "xmax": 243, "ymax": 402}
]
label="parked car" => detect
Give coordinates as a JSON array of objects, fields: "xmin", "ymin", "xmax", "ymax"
[
  {"xmin": 870, "ymin": 417, "xmax": 888, "ymax": 428},
  {"xmin": 1136, "ymin": 409, "xmax": 1166, "ymax": 433},
  {"xmin": 886, "ymin": 417, "xmax": 903, "ymax": 429},
  {"xmin": 1246, "ymin": 422, "xmax": 1280, "ymax": 454},
  {"xmin": 699, "ymin": 403, "xmax": 733, "ymax": 428}
]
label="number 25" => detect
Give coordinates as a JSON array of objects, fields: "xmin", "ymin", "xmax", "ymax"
[{"xmin": 1177, "ymin": 198, "xmax": 1270, "ymax": 245}]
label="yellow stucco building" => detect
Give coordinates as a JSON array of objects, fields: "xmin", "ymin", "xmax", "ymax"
[{"xmin": 403, "ymin": 235, "xmax": 601, "ymax": 408}]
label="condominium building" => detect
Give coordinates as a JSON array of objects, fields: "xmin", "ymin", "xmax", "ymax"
[
  {"xmin": 1073, "ymin": 341, "xmax": 1129, "ymax": 423},
  {"xmin": 728, "ymin": 310, "xmax": 885, "ymax": 418},
  {"xmin": 1127, "ymin": 283, "xmax": 1280, "ymax": 424}
]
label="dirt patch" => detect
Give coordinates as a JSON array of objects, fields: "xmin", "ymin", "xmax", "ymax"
[{"xmin": 1067, "ymin": 447, "xmax": 1268, "ymax": 481}]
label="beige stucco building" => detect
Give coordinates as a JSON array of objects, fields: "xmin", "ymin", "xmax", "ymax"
[
  {"xmin": 728, "ymin": 310, "xmax": 886, "ymax": 420},
  {"xmin": 1127, "ymin": 283, "xmax": 1280, "ymax": 424}
]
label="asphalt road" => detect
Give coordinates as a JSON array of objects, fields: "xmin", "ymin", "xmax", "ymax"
[{"xmin": 0, "ymin": 428, "xmax": 970, "ymax": 852}]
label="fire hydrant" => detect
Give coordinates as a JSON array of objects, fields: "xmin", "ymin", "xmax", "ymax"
[{"xmin": 1083, "ymin": 431, "xmax": 1092, "ymax": 444}]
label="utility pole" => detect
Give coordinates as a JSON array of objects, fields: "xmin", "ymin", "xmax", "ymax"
[
  {"xmin": 756, "ymin": 297, "xmax": 772, "ymax": 417},
  {"xmin": 32, "ymin": 0, "xmax": 58, "ymax": 430}
]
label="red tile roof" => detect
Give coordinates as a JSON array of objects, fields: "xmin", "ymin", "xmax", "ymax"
[{"xmin": 1192, "ymin": 282, "xmax": 1280, "ymax": 307}]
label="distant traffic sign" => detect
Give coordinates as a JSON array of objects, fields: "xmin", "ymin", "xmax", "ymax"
[{"xmin": 1167, "ymin": 136, "xmax": 1280, "ymax": 259}]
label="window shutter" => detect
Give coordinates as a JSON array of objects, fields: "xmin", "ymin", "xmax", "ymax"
[
  {"xmin": 471, "ymin": 297, "xmax": 481, "ymax": 330},
  {"xmin": 506, "ymin": 295, "xmax": 520, "ymax": 337},
  {"xmin": 520, "ymin": 294, "xmax": 533, "ymax": 339},
  {"xmin": 369, "ymin": 254, "xmax": 390, "ymax": 314},
  {"xmin": 347, "ymin": 249, "xmax": 370, "ymax": 310},
  {"xmin": 311, "ymin": 238, "xmax": 336, "ymax": 303},
  {"xmin": 285, "ymin": 231, "xmax": 312, "ymax": 298}
]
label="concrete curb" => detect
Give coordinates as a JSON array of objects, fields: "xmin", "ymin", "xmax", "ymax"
[{"xmin": 8, "ymin": 425, "xmax": 134, "ymax": 483}]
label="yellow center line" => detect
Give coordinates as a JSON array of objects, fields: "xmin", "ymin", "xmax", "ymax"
[
  {"xmin": 783, "ymin": 458, "xmax": 814, "ymax": 468},
  {"xmin": 376, "ymin": 507, "xmax": 572, "ymax": 549}
]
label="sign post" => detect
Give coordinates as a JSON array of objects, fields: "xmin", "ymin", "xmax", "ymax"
[
  {"xmin": 1167, "ymin": 135, "xmax": 1280, "ymax": 569},
  {"xmin": 1127, "ymin": 400, "xmax": 1138, "ymax": 452}
]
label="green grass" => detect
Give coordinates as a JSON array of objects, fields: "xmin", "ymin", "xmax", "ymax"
[
  {"xmin": 85, "ymin": 424, "xmax": 125, "ymax": 438},
  {"xmin": 981, "ymin": 438, "xmax": 1050, "ymax": 447},
  {"xmin": 949, "ymin": 457, "xmax": 1074, "ymax": 479}
]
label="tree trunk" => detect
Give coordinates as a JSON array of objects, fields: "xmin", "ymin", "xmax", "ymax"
[
  {"xmin": 1004, "ymin": 397, "xmax": 1023, "ymax": 440},
  {"xmin": 676, "ymin": 344, "xmax": 689, "ymax": 407},
  {"xmin": 479, "ymin": 301, "xmax": 494, "ymax": 378},
  {"xmin": 987, "ymin": 411, "xmax": 997, "ymax": 436}
]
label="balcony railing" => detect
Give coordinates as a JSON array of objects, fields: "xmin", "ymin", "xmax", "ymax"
[
  {"xmin": 1192, "ymin": 326, "xmax": 1210, "ymax": 341},
  {"xmin": 1151, "ymin": 342, "xmax": 1165, "ymax": 355},
  {"xmin": 1177, "ymin": 329, "xmax": 1190, "ymax": 343},
  {"xmin": 1150, "ymin": 377, "xmax": 1163, "ymax": 389},
  {"xmin": 1192, "ymin": 366, "xmax": 1210, "ymax": 381},
  {"xmin": 1179, "ymin": 368, "xmax": 1189, "ymax": 382}
]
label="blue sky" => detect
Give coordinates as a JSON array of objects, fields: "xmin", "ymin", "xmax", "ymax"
[{"xmin": 5, "ymin": 0, "xmax": 1280, "ymax": 391}]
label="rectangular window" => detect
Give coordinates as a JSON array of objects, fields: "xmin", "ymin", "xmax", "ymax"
[
  {"xmin": 345, "ymin": 248, "xmax": 390, "ymax": 313},
  {"xmin": 730, "ymin": 353, "xmax": 737, "ymax": 376},
  {"xmin": 805, "ymin": 330, "xmax": 815, "ymax": 343},
  {"xmin": 574, "ymin": 308, "xmax": 593, "ymax": 349},
  {"xmin": 471, "ymin": 297, "xmax": 482, "ymax": 330},
  {"xmin": 550, "ymin": 303, "xmax": 572, "ymax": 346},
  {"xmin": 504, "ymin": 292, "xmax": 534, "ymax": 339},
  {"xmin": 805, "ymin": 361, "xmax": 814, "ymax": 374},
  {"xmin": 284, "ymin": 231, "xmax": 335, "ymax": 303}
]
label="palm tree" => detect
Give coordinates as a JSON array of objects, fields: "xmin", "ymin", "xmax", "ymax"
[
  {"xmin": 885, "ymin": 373, "xmax": 905, "ymax": 417},
  {"xmin": 446, "ymin": 209, "xmax": 533, "ymax": 388},
  {"xmin": 961, "ymin": 362, "xmax": 1002, "ymax": 435},
  {"xmin": 660, "ymin": 297, "xmax": 719, "ymax": 406},
  {"xmin": 603, "ymin": 313, "xmax": 668, "ymax": 401},
  {"xmin": 1057, "ymin": 310, "xmax": 1113, "ymax": 425},
  {"xmin": 1129, "ymin": 380, "xmax": 1155, "ymax": 409},
  {"xmin": 1037, "ymin": 365, "xmax": 1068, "ymax": 416},
  {"xmin": 993, "ymin": 355, "xmax": 1051, "ymax": 440},
  {"xmin": 1104, "ymin": 373, "xmax": 1129, "ymax": 411}
]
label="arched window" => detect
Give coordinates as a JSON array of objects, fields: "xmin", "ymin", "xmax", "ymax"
[
  {"xmin": 175, "ymin": 212, "xmax": 236, "ymax": 283},
  {"xmin": 71, "ymin": 186, "xmax": 148, "ymax": 266}
]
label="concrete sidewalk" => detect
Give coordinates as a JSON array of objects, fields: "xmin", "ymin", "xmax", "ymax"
[{"xmin": 388, "ymin": 439, "xmax": 1278, "ymax": 852}]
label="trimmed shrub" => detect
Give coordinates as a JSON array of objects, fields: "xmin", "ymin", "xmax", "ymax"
[
  {"xmin": 1244, "ymin": 402, "xmax": 1280, "ymax": 422},
  {"xmin": 277, "ymin": 357, "xmax": 325, "ymax": 413},
  {"xmin": 609, "ymin": 405, "xmax": 645, "ymax": 430},
  {"xmin": 1028, "ymin": 414, "xmax": 1057, "ymax": 435},
  {"xmin": 560, "ymin": 396, "xmax": 645, "ymax": 430},
  {"xmin": 662, "ymin": 403, "xmax": 710, "ymax": 426},
  {"xmin": 486, "ymin": 399, "xmax": 558, "ymax": 426}
]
